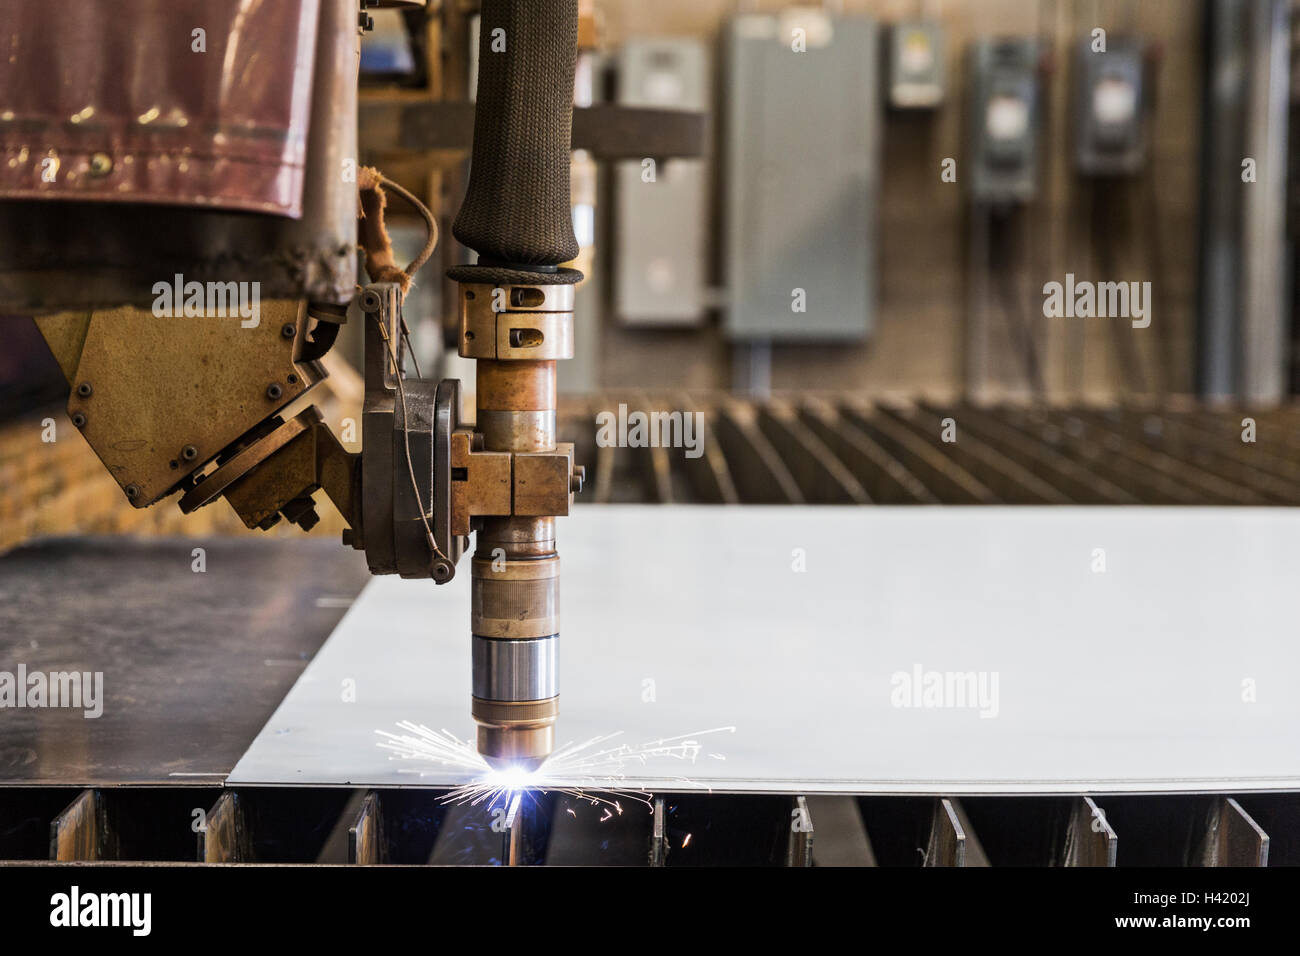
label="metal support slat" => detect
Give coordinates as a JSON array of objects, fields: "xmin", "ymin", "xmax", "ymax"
[
  {"xmin": 684, "ymin": 416, "xmax": 741, "ymax": 504},
  {"xmin": 588, "ymin": 397, "xmax": 617, "ymax": 504},
  {"xmin": 1173, "ymin": 409, "xmax": 1300, "ymax": 488},
  {"xmin": 759, "ymin": 402, "xmax": 871, "ymax": 503},
  {"xmin": 1003, "ymin": 410, "xmax": 1202, "ymax": 503},
  {"xmin": 1199, "ymin": 797, "xmax": 1270, "ymax": 866},
  {"xmin": 200, "ymin": 790, "xmax": 250, "ymax": 863},
  {"xmin": 1038, "ymin": 410, "xmax": 1252, "ymax": 503},
  {"xmin": 313, "ymin": 790, "xmax": 363, "ymax": 864},
  {"xmin": 712, "ymin": 402, "xmax": 805, "ymax": 503},
  {"xmin": 1232, "ymin": 794, "xmax": 1299, "ymax": 864},
  {"xmin": 806, "ymin": 796, "xmax": 876, "ymax": 866},
  {"xmin": 883, "ymin": 405, "xmax": 1072, "ymax": 504},
  {"xmin": 503, "ymin": 792, "xmax": 525, "ymax": 866},
  {"xmin": 349, "ymin": 790, "xmax": 385, "ymax": 864},
  {"xmin": 49, "ymin": 789, "xmax": 116, "ymax": 862},
  {"xmin": 633, "ymin": 393, "xmax": 675, "ymax": 504},
  {"xmin": 650, "ymin": 797, "xmax": 668, "ymax": 867},
  {"xmin": 925, "ymin": 798, "xmax": 990, "ymax": 867},
  {"xmin": 1070, "ymin": 410, "xmax": 1268, "ymax": 504},
  {"xmin": 787, "ymin": 795, "xmax": 814, "ymax": 867},
  {"xmin": 1063, "ymin": 797, "xmax": 1118, "ymax": 867},
  {"xmin": 800, "ymin": 400, "xmax": 937, "ymax": 503},
  {"xmin": 940, "ymin": 403, "xmax": 1139, "ymax": 504},
  {"xmin": 842, "ymin": 404, "xmax": 999, "ymax": 504},
  {"xmin": 1148, "ymin": 410, "xmax": 1300, "ymax": 501}
]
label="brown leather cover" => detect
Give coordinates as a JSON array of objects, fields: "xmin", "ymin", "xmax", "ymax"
[
  {"xmin": 0, "ymin": 0, "xmax": 359, "ymax": 310},
  {"xmin": 0, "ymin": 0, "xmax": 320, "ymax": 217}
]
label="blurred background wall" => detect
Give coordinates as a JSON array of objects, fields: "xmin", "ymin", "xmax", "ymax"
[{"xmin": 5, "ymin": 0, "xmax": 1299, "ymax": 543}]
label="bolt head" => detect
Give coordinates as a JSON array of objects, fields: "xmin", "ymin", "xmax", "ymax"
[
  {"xmin": 182, "ymin": 445, "xmax": 198, "ymax": 461},
  {"xmin": 124, "ymin": 483, "xmax": 140, "ymax": 499},
  {"xmin": 281, "ymin": 323, "xmax": 296, "ymax": 339},
  {"xmin": 71, "ymin": 412, "xmax": 86, "ymax": 428},
  {"xmin": 266, "ymin": 383, "xmax": 283, "ymax": 400},
  {"xmin": 76, "ymin": 382, "xmax": 92, "ymax": 397}
]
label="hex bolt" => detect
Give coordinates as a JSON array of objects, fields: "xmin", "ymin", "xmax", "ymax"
[
  {"xmin": 124, "ymin": 484, "xmax": 140, "ymax": 500},
  {"xmin": 281, "ymin": 323, "xmax": 296, "ymax": 339},
  {"xmin": 266, "ymin": 383, "xmax": 283, "ymax": 401},
  {"xmin": 76, "ymin": 382, "xmax": 93, "ymax": 398},
  {"xmin": 182, "ymin": 445, "xmax": 198, "ymax": 461},
  {"xmin": 71, "ymin": 412, "xmax": 86, "ymax": 428}
]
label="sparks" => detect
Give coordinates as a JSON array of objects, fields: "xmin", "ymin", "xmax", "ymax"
[{"xmin": 375, "ymin": 721, "xmax": 737, "ymax": 817}]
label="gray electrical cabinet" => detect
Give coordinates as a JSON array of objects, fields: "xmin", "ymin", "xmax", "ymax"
[
  {"xmin": 614, "ymin": 38, "xmax": 710, "ymax": 326},
  {"xmin": 723, "ymin": 12, "xmax": 880, "ymax": 342},
  {"xmin": 1073, "ymin": 37, "xmax": 1148, "ymax": 176},
  {"xmin": 968, "ymin": 38, "xmax": 1041, "ymax": 204}
]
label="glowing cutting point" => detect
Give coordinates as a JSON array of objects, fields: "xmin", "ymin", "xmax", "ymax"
[{"xmin": 485, "ymin": 763, "xmax": 541, "ymax": 792}]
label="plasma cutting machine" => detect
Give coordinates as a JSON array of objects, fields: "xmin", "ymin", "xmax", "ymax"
[{"xmin": 0, "ymin": 0, "xmax": 649, "ymax": 771}]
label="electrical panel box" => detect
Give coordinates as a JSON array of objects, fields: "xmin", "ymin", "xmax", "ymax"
[
  {"xmin": 968, "ymin": 38, "xmax": 1041, "ymax": 204},
  {"xmin": 614, "ymin": 38, "xmax": 709, "ymax": 326},
  {"xmin": 1074, "ymin": 37, "xmax": 1148, "ymax": 176},
  {"xmin": 723, "ymin": 11, "xmax": 880, "ymax": 342},
  {"xmin": 889, "ymin": 20, "xmax": 945, "ymax": 109}
]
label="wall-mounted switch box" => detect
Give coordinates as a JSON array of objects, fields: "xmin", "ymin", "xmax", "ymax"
[
  {"xmin": 889, "ymin": 20, "xmax": 945, "ymax": 109},
  {"xmin": 614, "ymin": 38, "xmax": 709, "ymax": 326},
  {"xmin": 723, "ymin": 12, "xmax": 881, "ymax": 342},
  {"xmin": 1074, "ymin": 37, "xmax": 1148, "ymax": 176},
  {"xmin": 968, "ymin": 38, "xmax": 1041, "ymax": 204}
]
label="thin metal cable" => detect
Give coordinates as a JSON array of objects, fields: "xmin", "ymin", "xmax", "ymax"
[{"xmin": 373, "ymin": 312, "xmax": 448, "ymax": 566}]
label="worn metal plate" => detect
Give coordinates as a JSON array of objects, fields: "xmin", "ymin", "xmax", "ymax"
[
  {"xmin": 230, "ymin": 506, "xmax": 1300, "ymax": 794},
  {"xmin": 0, "ymin": 537, "xmax": 369, "ymax": 785}
]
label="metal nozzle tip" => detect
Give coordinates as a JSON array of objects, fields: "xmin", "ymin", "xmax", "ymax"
[{"xmin": 475, "ymin": 722, "xmax": 554, "ymax": 772}]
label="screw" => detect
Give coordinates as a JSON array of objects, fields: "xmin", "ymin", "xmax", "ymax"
[
  {"xmin": 432, "ymin": 561, "xmax": 452, "ymax": 582},
  {"xmin": 281, "ymin": 323, "xmax": 296, "ymax": 338},
  {"xmin": 88, "ymin": 153, "xmax": 113, "ymax": 177},
  {"xmin": 71, "ymin": 412, "xmax": 86, "ymax": 428},
  {"xmin": 124, "ymin": 483, "xmax": 140, "ymax": 500},
  {"xmin": 571, "ymin": 465, "xmax": 586, "ymax": 494},
  {"xmin": 266, "ymin": 383, "xmax": 283, "ymax": 401},
  {"xmin": 360, "ymin": 288, "xmax": 383, "ymax": 313},
  {"xmin": 182, "ymin": 445, "xmax": 198, "ymax": 461},
  {"xmin": 76, "ymin": 382, "xmax": 92, "ymax": 397}
]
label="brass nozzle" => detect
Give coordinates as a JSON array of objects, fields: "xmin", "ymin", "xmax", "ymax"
[{"xmin": 473, "ymin": 697, "xmax": 558, "ymax": 771}]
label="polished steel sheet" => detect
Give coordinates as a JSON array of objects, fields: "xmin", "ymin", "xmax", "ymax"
[{"xmin": 229, "ymin": 506, "xmax": 1300, "ymax": 794}]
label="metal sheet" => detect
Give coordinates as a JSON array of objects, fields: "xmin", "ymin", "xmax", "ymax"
[
  {"xmin": 0, "ymin": 537, "xmax": 369, "ymax": 785},
  {"xmin": 230, "ymin": 506, "xmax": 1300, "ymax": 794}
]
